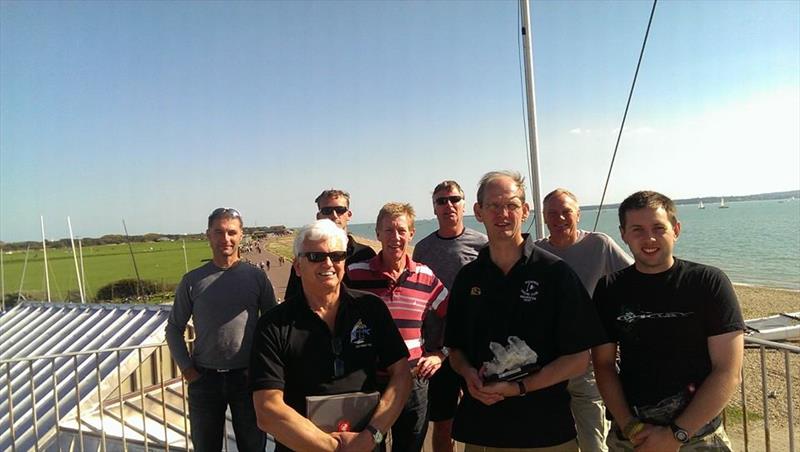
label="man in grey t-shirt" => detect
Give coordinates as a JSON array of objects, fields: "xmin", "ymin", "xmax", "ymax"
[
  {"xmin": 413, "ymin": 180, "xmax": 487, "ymax": 452},
  {"xmin": 535, "ymin": 189, "xmax": 632, "ymax": 452},
  {"xmin": 166, "ymin": 207, "xmax": 277, "ymax": 452}
]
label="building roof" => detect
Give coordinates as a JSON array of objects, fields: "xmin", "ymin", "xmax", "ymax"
[{"xmin": 0, "ymin": 302, "xmax": 170, "ymax": 450}]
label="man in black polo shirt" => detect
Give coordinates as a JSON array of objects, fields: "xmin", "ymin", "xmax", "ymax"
[
  {"xmin": 285, "ymin": 188, "xmax": 376, "ymax": 300},
  {"xmin": 251, "ymin": 219, "xmax": 411, "ymax": 451},
  {"xmin": 444, "ymin": 171, "xmax": 606, "ymax": 451}
]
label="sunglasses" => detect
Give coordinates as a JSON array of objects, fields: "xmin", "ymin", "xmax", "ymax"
[
  {"xmin": 209, "ymin": 207, "xmax": 241, "ymax": 218},
  {"xmin": 332, "ymin": 337, "xmax": 345, "ymax": 378},
  {"xmin": 299, "ymin": 251, "xmax": 348, "ymax": 263},
  {"xmin": 435, "ymin": 196, "xmax": 463, "ymax": 206},
  {"xmin": 319, "ymin": 206, "xmax": 349, "ymax": 216}
]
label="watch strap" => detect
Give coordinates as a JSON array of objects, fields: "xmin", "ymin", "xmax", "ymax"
[{"xmin": 670, "ymin": 422, "xmax": 690, "ymax": 444}]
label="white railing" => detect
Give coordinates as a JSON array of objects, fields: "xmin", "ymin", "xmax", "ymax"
[
  {"xmin": 1, "ymin": 338, "xmax": 796, "ymax": 451},
  {"xmin": 727, "ymin": 336, "xmax": 799, "ymax": 452}
]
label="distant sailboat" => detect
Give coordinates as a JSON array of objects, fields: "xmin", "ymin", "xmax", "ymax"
[
  {"xmin": 719, "ymin": 198, "xmax": 729, "ymax": 209},
  {"xmin": 698, "ymin": 200, "xmax": 705, "ymax": 209}
]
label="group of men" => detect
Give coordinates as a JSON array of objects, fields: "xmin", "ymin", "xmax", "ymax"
[{"xmin": 166, "ymin": 170, "xmax": 744, "ymax": 452}]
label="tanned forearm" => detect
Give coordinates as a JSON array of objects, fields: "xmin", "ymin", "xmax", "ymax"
[
  {"xmin": 253, "ymin": 389, "xmax": 337, "ymax": 452},
  {"xmin": 673, "ymin": 331, "xmax": 744, "ymax": 435},
  {"xmin": 521, "ymin": 350, "xmax": 588, "ymax": 392},
  {"xmin": 367, "ymin": 358, "xmax": 412, "ymax": 433}
]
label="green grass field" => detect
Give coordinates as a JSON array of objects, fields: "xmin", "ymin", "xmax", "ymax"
[{"xmin": 1, "ymin": 240, "xmax": 212, "ymax": 301}]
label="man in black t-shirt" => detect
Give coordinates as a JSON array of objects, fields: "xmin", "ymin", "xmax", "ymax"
[
  {"xmin": 251, "ymin": 219, "xmax": 411, "ymax": 452},
  {"xmin": 444, "ymin": 171, "xmax": 606, "ymax": 450},
  {"xmin": 592, "ymin": 191, "xmax": 744, "ymax": 451},
  {"xmin": 284, "ymin": 189, "xmax": 377, "ymax": 301}
]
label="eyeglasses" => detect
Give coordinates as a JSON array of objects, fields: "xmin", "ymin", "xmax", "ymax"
[
  {"xmin": 332, "ymin": 337, "xmax": 345, "ymax": 378},
  {"xmin": 319, "ymin": 206, "xmax": 349, "ymax": 216},
  {"xmin": 435, "ymin": 196, "xmax": 463, "ymax": 206},
  {"xmin": 209, "ymin": 207, "xmax": 241, "ymax": 219},
  {"xmin": 299, "ymin": 251, "xmax": 348, "ymax": 263}
]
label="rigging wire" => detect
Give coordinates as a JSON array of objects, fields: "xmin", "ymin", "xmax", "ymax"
[
  {"xmin": 516, "ymin": 0, "xmax": 535, "ymax": 233},
  {"xmin": 593, "ymin": 0, "xmax": 658, "ymax": 232}
]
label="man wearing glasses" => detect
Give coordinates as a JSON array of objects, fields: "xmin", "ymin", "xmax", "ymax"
[
  {"xmin": 412, "ymin": 180, "xmax": 487, "ymax": 452},
  {"xmin": 285, "ymin": 189, "xmax": 376, "ymax": 300},
  {"xmin": 166, "ymin": 207, "xmax": 277, "ymax": 451},
  {"xmin": 444, "ymin": 171, "xmax": 606, "ymax": 451},
  {"xmin": 346, "ymin": 202, "xmax": 449, "ymax": 452},
  {"xmin": 251, "ymin": 219, "xmax": 412, "ymax": 451}
]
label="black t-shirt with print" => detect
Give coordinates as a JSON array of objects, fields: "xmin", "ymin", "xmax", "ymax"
[{"xmin": 594, "ymin": 258, "xmax": 745, "ymax": 407}]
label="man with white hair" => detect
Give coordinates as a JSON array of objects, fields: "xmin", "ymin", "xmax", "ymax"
[{"xmin": 251, "ymin": 219, "xmax": 412, "ymax": 452}]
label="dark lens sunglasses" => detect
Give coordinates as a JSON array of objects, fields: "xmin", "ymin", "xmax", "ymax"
[
  {"xmin": 209, "ymin": 207, "xmax": 241, "ymax": 218},
  {"xmin": 299, "ymin": 251, "xmax": 348, "ymax": 263},
  {"xmin": 332, "ymin": 337, "xmax": 345, "ymax": 378},
  {"xmin": 435, "ymin": 196, "xmax": 463, "ymax": 206},
  {"xmin": 319, "ymin": 206, "xmax": 349, "ymax": 216}
]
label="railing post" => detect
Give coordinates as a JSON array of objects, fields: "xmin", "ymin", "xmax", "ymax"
[
  {"xmin": 73, "ymin": 355, "xmax": 84, "ymax": 451},
  {"xmin": 139, "ymin": 347, "xmax": 149, "ymax": 452},
  {"xmin": 7, "ymin": 362, "xmax": 17, "ymax": 452},
  {"xmin": 785, "ymin": 350, "xmax": 795, "ymax": 452},
  {"xmin": 95, "ymin": 353, "xmax": 107, "ymax": 451},
  {"xmin": 158, "ymin": 346, "xmax": 170, "ymax": 452},
  {"xmin": 51, "ymin": 359, "xmax": 63, "ymax": 452},
  {"xmin": 29, "ymin": 361, "xmax": 40, "ymax": 451},
  {"xmin": 117, "ymin": 349, "xmax": 128, "ymax": 451},
  {"xmin": 760, "ymin": 346, "xmax": 771, "ymax": 452},
  {"xmin": 741, "ymin": 364, "xmax": 749, "ymax": 452}
]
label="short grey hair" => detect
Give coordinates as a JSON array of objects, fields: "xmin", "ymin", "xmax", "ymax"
[
  {"xmin": 476, "ymin": 170, "xmax": 526, "ymax": 205},
  {"xmin": 293, "ymin": 219, "xmax": 348, "ymax": 257}
]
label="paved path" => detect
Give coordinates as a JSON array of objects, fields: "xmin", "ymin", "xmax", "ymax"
[{"xmin": 241, "ymin": 246, "xmax": 292, "ymax": 301}]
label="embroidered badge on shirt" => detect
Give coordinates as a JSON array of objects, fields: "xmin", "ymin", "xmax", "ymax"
[
  {"xmin": 470, "ymin": 287, "xmax": 481, "ymax": 296},
  {"xmin": 520, "ymin": 280, "xmax": 539, "ymax": 303},
  {"xmin": 350, "ymin": 319, "xmax": 372, "ymax": 348}
]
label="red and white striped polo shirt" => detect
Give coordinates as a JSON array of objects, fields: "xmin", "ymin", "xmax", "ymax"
[{"xmin": 346, "ymin": 253, "xmax": 448, "ymax": 363}]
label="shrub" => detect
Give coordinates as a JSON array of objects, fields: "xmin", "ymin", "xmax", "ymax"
[{"xmin": 96, "ymin": 279, "xmax": 161, "ymax": 301}]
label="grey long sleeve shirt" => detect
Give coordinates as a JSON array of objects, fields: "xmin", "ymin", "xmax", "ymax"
[{"xmin": 165, "ymin": 261, "xmax": 277, "ymax": 371}]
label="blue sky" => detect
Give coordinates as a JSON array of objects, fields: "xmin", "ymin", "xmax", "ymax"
[{"xmin": 1, "ymin": 0, "xmax": 798, "ymax": 242}]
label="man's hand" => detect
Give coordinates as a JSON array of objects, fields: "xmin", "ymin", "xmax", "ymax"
[
  {"xmin": 415, "ymin": 353, "xmax": 443, "ymax": 380},
  {"xmin": 482, "ymin": 380, "xmax": 520, "ymax": 398},
  {"xmin": 181, "ymin": 366, "xmax": 201, "ymax": 383},
  {"xmin": 462, "ymin": 366, "xmax": 504, "ymax": 405},
  {"xmin": 331, "ymin": 431, "xmax": 375, "ymax": 452},
  {"xmin": 631, "ymin": 425, "xmax": 680, "ymax": 452}
]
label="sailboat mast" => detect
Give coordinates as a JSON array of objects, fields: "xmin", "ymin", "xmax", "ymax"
[
  {"xmin": 67, "ymin": 216, "xmax": 86, "ymax": 303},
  {"xmin": 520, "ymin": 0, "xmax": 545, "ymax": 239},
  {"xmin": 40, "ymin": 216, "xmax": 51, "ymax": 302}
]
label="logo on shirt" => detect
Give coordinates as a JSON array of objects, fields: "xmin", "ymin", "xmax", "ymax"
[
  {"xmin": 350, "ymin": 319, "xmax": 372, "ymax": 348},
  {"xmin": 470, "ymin": 287, "xmax": 482, "ymax": 296},
  {"xmin": 520, "ymin": 280, "xmax": 539, "ymax": 303}
]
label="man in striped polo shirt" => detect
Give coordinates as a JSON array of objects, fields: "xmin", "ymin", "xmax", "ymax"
[{"xmin": 346, "ymin": 202, "xmax": 449, "ymax": 452}]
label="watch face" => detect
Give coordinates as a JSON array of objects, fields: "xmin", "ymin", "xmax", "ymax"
[
  {"xmin": 675, "ymin": 429, "xmax": 690, "ymax": 443},
  {"xmin": 373, "ymin": 430, "xmax": 384, "ymax": 443}
]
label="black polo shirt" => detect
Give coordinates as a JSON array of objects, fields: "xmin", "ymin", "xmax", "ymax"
[
  {"xmin": 444, "ymin": 234, "xmax": 607, "ymax": 448},
  {"xmin": 284, "ymin": 235, "xmax": 377, "ymax": 300},
  {"xmin": 250, "ymin": 287, "xmax": 408, "ymax": 438}
]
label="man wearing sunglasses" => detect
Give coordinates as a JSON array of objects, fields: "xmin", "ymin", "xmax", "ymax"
[
  {"xmin": 251, "ymin": 219, "xmax": 412, "ymax": 452},
  {"xmin": 412, "ymin": 180, "xmax": 487, "ymax": 452},
  {"xmin": 285, "ymin": 189, "xmax": 376, "ymax": 300},
  {"xmin": 166, "ymin": 207, "xmax": 277, "ymax": 452},
  {"xmin": 346, "ymin": 202, "xmax": 449, "ymax": 452}
]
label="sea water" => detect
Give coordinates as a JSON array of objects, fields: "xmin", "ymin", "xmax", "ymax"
[{"xmin": 349, "ymin": 199, "xmax": 800, "ymax": 290}]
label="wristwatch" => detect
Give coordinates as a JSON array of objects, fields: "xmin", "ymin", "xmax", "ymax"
[
  {"xmin": 364, "ymin": 424, "xmax": 384, "ymax": 444},
  {"xmin": 670, "ymin": 422, "xmax": 690, "ymax": 444}
]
